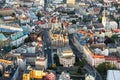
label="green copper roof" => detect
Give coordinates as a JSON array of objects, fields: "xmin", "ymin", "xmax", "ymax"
[
  {"xmin": 11, "ymin": 32, "xmax": 24, "ymax": 40},
  {"xmin": 0, "ymin": 33, "xmax": 7, "ymax": 41}
]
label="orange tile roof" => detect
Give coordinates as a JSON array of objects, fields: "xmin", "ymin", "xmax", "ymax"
[
  {"xmin": 77, "ymin": 29, "xmax": 93, "ymax": 37},
  {"xmin": 85, "ymin": 46, "xmax": 104, "ymax": 59},
  {"xmin": 113, "ymin": 29, "xmax": 120, "ymax": 33}
]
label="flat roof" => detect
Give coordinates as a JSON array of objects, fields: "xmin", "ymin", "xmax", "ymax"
[{"xmin": 107, "ymin": 70, "xmax": 120, "ymax": 80}]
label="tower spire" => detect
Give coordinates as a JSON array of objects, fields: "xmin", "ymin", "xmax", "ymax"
[{"xmin": 102, "ymin": 4, "xmax": 107, "ymax": 28}]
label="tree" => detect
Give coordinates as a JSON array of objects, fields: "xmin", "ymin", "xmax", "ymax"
[
  {"xmin": 0, "ymin": 69, "xmax": 2, "ymax": 77},
  {"xmin": 24, "ymin": 37, "xmax": 31, "ymax": 43},
  {"xmin": 36, "ymin": 12, "xmax": 42, "ymax": 20},
  {"xmin": 77, "ymin": 66, "xmax": 81, "ymax": 74},
  {"xmin": 12, "ymin": 46, "xmax": 17, "ymax": 49},
  {"xmin": 71, "ymin": 20, "xmax": 76, "ymax": 24},
  {"xmin": 79, "ymin": 59, "xmax": 86, "ymax": 67},
  {"xmin": 98, "ymin": 16, "xmax": 102, "ymax": 23},
  {"xmin": 83, "ymin": 18, "xmax": 89, "ymax": 23},
  {"xmin": 96, "ymin": 62, "xmax": 116, "ymax": 76},
  {"xmin": 54, "ymin": 54, "xmax": 62, "ymax": 66},
  {"xmin": 52, "ymin": 64, "xmax": 56, "ymax": 69}
]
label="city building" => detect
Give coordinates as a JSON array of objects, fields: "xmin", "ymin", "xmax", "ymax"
[
  {"xmin": 49, "ymin": 17, "xmax": 69, "ymax": 48},
  {"xmin": 67, "ymin": 0, "xmax": 75, "ymax": 5},
  {"xmin": 59, "ymin": 72, "xmax": 72, "ymax": 80},
  {"xmin": 34, "ymin": 0, "xmax": 45, "ymax": 6},
  {"xmin": 73, "ymin": 29, "xmax": 120, "ymax": 68},
  {"xmin": 19, "ymin": 14, "xmax": 30, "ymax": 24},
  {"xmin": 0, "ymin": 33, "xmax": 9, "ymax": 49},
  {"xmin": 21, "ymin": 53, "xmax": 39, "ymax": 66},
  {"xmin": 106, "ymin": 70, "xmax": 120, "ymax": 80},
  {"xmin": 83, "ymin": 43, "xmax": 120, "ymax": 68},
  {"xmin": 57, "ymin": 46, "xmax": 75, "ymax": 67},
  {"xmin": 0, "ymin": 8, "xmax": 14, "ymax": 16},
  {"xmin": 10, "ymin": 32, "xmax": 28, "ymax": 47},
  {"xmin": 35, "ymin": 56, "xmax": 47, "ymax": 70},
  {"xmin": 2, "ymin": 16, "xmax": 15, "ymax": 23},
  {"xmin": 3, "ymin": 65, "xmax": 20, "ymax": 80},
  {"xmin": 23, "ymin": 69, "xmax": 46, "ymax": 80},
  {"xmin": 45, "ymin": 70, "xmax": 55, "ymax": 80},
  {"xmin": 50, "ymin": 32, "xmax": 69, "ymax": 48},
  {"xmin": 0, "ymin": 23, "xmax": 23, "ymax": 32}
]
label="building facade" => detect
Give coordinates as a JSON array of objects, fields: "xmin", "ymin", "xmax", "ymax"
[{"xmin": 57, "ymin": 47, "xmax": 75, "ymax": 67}]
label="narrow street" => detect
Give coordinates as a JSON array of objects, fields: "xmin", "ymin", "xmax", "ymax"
[{"xmin": 42, "ymin": 29, "xmax": 52, "ymax": 67}]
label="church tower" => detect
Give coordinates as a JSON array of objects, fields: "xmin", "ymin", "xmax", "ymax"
[{"xmin": 102, "ymin": 7, "xmax": 107, "ymax": 28}]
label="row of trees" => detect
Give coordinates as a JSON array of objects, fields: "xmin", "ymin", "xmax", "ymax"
[{"xmin": 96, "ymin": 62, "xmax": 116, "ymax": 77}]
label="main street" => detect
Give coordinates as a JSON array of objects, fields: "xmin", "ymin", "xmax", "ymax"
[{"xmin": 42, "ymin": 29, "xmax": 52, "ymax": 67}]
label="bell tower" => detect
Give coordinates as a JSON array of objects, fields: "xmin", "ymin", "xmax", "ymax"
[{"xmin": 102, "ymin": 7, "xmax": 107, "ymax": 28}]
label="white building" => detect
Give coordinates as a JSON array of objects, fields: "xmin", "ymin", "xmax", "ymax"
[
  {"xmin": 107, "ymin": 70, "xmax": 120, "ymax": 80},
  {"xmin": 35, "ymin": 56, "xmax": 47, "ymax": 70},
  {"xmin": 57, "ymin": 47, "xmax": 75, "ymax": 67}
]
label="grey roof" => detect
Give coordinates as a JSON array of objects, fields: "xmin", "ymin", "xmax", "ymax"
[{"xmin": 21, "ymin": 53, "xmax": 40, "ymax": 57}]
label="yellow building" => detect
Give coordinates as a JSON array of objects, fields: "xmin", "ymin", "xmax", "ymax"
[
  {"xmin": 67, "ymin": 0, "xmax": 75, "ymax": 5},
  {"xmin": 22, "ymin": 70, "xmax": 46, "ymax": 80},
  {"xmin": 49, "ymin": 31, "xmax": 69, "ymax": 48}
]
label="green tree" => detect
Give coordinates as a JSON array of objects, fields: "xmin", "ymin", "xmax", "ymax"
[
  {"xmin": 36, "ymin": 12, "xmax": 42, "ymax": 20},
  {"xmin": 98, "ymin": 16, "xmax": 102, "ymax": 23},
  {"xmin": 24, "ymin": 37, "xmax": 31, "ymax": 43},
  {"xmin": 54, "ymin": 54, "xmax": 62, "ymax": 66},
  {"xmin": 0, "ymin": 69, "xmax": 2, "ymax": 77},
  {"xmin": 77, "ymin": 66, "xmax": 81, "ymax": 74},
  {"xmin": 79, "ymin": 59, "xmax": 86, "ymax": 67},
  {"xmin": 71, "ymin": 20, "xmax": 76, "ymax": 24},
  {"xmin": 12, "ymin": 46, "xmax": 17, "ymax": 49},
  {"xmin": 96, "ymin": 62, "xmax": 116, "ymax": 76}
]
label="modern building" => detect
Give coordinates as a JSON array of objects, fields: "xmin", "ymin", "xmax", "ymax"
[
  {"xmin": 106, "ymin": 70, "xmax": 120, "ymax": 80},
  {"xmin": 57, "ymin": 46, "xmax": 75, "ymax": 67}
]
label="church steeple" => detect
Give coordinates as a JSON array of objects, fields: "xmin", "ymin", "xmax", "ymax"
[{"xmin": 102, "ymin": 7, "xmax": 107, "ymax": 28}]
